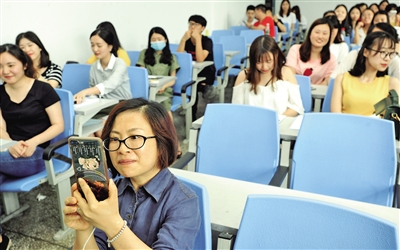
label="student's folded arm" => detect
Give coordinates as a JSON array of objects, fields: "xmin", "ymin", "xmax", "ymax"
[{"xmin": 330, "ymin": 74, "xmax": 344, "ymax": 113}]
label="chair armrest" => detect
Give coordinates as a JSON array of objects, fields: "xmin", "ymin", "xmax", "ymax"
[
  {"xmin": 181, "ymin": 80, "xmax": 197, "ymax": 94},
  {"xmin": 170, "ymin": 152, "xmax": 196, "ymax": 169},
  {"xmin": 268, "ymin": 165, "xmax": 289, "ymax": 187},
  {"xmin": 217, "ymin": 66, "xmax": 229, "ymax": 76},
  {"xmin": 240, "ymin": 56, "xmax": 248, "ymax": 65},
  {"xmin": 43, "ymin": 135, "xmax": 77, "ymax": 161}
]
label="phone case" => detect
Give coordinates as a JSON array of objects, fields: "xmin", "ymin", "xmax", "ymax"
[{"xmin": 68, "ymin": 137, "xmax": 109, "ymax": 201}]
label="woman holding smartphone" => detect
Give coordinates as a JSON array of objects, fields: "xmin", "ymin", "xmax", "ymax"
[{"xmin": 63, "ymin": 98, "xmax": 200, "ymax": 249}]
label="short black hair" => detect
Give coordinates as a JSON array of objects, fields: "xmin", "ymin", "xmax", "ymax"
[
  {"xmin": 246, "ymin": 5, "xmax": 255, "ymax": 11},
  {"xmin": 255, "ymin": 4, "xmax": 267, "ymax": 13},
  {"xmin": 188, "ymin": 15, "xmax": 207, "ymax": 27},
  {"xmin": 373, "ymin": 10, "xmax": 390, "ymax": 23}
]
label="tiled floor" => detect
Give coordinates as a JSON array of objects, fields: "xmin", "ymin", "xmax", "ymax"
[{"xmin": 1, "ymin": 80, "xmax": 235, "ymax": 249}]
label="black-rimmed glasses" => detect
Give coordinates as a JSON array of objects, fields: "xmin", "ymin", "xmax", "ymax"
[
  {"xmin": 103, "ymin": 135, "xmax": 156, "ymax": 152},
  {"xmin": 367, "ymin": 48, "xmax": 397, "ymax": 60}
]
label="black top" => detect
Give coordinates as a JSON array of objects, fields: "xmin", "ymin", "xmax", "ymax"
[
  {"xmin": 184, "ymin": 35, "xmax": 216, "ymax": 85},
  {"xmin": 0, "ymin": 80, "xmax": 60, "ymax": 148}
]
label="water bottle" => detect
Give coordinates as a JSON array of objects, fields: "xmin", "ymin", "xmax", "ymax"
[{"xmin": 266, "ymin": 23, "xmax": 270, "ymax": 35}]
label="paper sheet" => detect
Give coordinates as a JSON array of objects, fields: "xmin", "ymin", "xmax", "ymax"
[
  {"xmin": 74, "ymin": 98, "xmax": 99, "ymax": 109},
  {"xmin": 278, "ymin": 115, "xmax": 286, "ymax": 123},
  {"xmin": 290, "ymin": 115, "xmax": 304, "ymax": 130}
]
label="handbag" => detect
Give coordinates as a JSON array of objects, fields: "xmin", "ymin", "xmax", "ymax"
[{"xmin": 374, "ymin": 90, "xmax": 400, "ymax": 140}]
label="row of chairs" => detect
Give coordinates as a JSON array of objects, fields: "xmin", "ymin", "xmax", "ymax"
[{"xmin": 172, "ymin": 104, "xmax": 399, "ymax": 208}]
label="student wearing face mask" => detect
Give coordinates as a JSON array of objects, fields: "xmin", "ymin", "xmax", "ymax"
[{"xmin": 136, "ymin": 27, "xmax": 182, "ymax": 157}]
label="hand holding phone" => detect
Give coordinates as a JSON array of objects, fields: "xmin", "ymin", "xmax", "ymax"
[{"xmin": 68, "ymin": 137, "xmax": 109, "ymax": 201}]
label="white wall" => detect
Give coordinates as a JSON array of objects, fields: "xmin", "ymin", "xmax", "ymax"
[{"xmin": 1, "ymin": 0, "xmax": 254, "ymax": 66}]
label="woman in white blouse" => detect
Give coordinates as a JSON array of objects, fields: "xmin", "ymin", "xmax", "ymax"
[
  {"xmin": 277, "ymin": 0, "xmax": 297, "ymax": 30},
  {"xmin": 232, "ymin": 35, "xmax": 304, "ymax": 116},
  {"xmin": 325, "ymin": 15, "xmax": 349, "ymax": 65}
]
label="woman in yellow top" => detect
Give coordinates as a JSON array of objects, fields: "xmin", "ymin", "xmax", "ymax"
[
  {"xmin": 331, "ymin": 31, "xmax": 400, "ymax": 116},
  {"xmin": 86, "ymin": 21, "xmax": 131, "ymax": 66}
]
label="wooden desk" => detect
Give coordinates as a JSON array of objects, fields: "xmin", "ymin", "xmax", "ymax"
[
  {"xmin": 148, "ymin": 76, "xmax": 177, "ymax": 102},
  {"xmin": 74, "ymin": 97, "xmax": 118, "ymax": 136},
  {"xmin": 170, "ymin": 168, "xmax": 400, "ymax": 232},
  {"xmin": 311, "ymin": 84, "xmax": 328, "ymax": 112}
]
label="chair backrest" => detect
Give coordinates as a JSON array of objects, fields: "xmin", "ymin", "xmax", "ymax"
[
  {"xmin": 62, "ymin": 64, "xmax": 91, "ymax": 95},
  {"xmin": 291, "ymin": 113, "xmax": 397, "ymax": 206},
  {"xmin": 172, "ymin": 52, "xmax": 193, "ymax": 96},
  {"xmin": 169, "ymin": 43, "xmax": 179, "ymax": 52},
  {"xmin": 230, "ymin": 25, "xmax": 249, "ymax": 35},
  {"xmin": 177, "ymin": 176, "xmax": 212, "ymax": 250},
  {"xmin": 239, "ymin": 30, "xmax": 264, "ymax": 44},
  {"xmin": 213, "ymin": 43, "xmax": 225, "ymax": 74},
  {"xmin": 294, "ymin": 75, "xmax": 312, "ymax": 112},
  {"xmin": 321, "ymin": 78, "xmax": 335, "ymax": 112},
  {"xmin": 234, "ymin": 195, "xmax": 399, "ymax": 249},
  {"xmin": 351, "ymin": 45, "xmax": 361, "ymax": 51},
  {"xmin": 127, "ymin": 50, "xmax": 141, "ymax": 66},
  {"xmin": 219, "ymin": 36, "xmax": 247, "ymax": 75},
  {"xmin": 211, "ymin": 30, "xmax": 234, "ymax": 44},
  {"xmin": 343, "ymin": 36, "xmax": 351, "ymax": 48},
  {"xmin": 127, "ymin": 66, "xmax": 149, "ymax": 99},
  {"xmin": 196, "ymin": 104, "xmax": 280, "ymax": 185},
  {"xmin": 274, "ymin": 25, "xmax": 279, "ymax": 42},
  {"xmin": 54, "ymin": 89, "xmax": 74, "ymax": 147}
]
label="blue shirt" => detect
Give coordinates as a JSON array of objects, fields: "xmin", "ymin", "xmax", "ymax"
[{"xmin": 94, "ymin": 168, "xmax": 200, "ymax": 249}]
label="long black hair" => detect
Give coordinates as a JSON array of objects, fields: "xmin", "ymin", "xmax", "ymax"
[
  {"xmin": 279, "ymin": 0, "xmax": 292, "ymax": 17},
  {"xmin": 325, "ymin": 15, "xmax": 343, "ymax": 43},
  {"xmin": 292, "ymin": 5, "xmax": 302, "ymax": 22},
  {"xmin": 16, "ymin": 31, "xmax": 51, "ymax": 68},
  {"xmin": 335, "ymin": 4, "xmax": 351, "ymax": 36},
  {"xmin": 349, "ymin": 31, "xmax": 396, "ymax": 77},
  {"xmin": 96, "ymin": 21, "xmax": 123, "ymax": 50},
  {"xmin": 144, "ymin": 27, "xmax": 173, "ymax": 66},
  {"xmin": 299, "ymin": 18, "xmax": 332, "ymax": 64},
  {"xmin": 90, "ymin": 28, "xmax": 118, "ymax": 58}
]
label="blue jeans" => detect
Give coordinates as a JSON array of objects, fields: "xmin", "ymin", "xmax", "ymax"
[{"xmin": 0, "ymin": 147, "xmax": 45, "ymax": 185}]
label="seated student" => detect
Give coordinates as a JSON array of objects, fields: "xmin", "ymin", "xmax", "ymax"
[
  {"xmin": 86, "ymin": 21, "xmax": 130, "ymax": 66},
  {"xmin": 232, "ymin": 35, "xmax": 304, "ymax": 116},
  {"xmin": 74, "ymin": 28, "xmax": 132, "ymax": 115},
  {"xmin": 348, "ymin": 5, "xmax": 361, "ymax": 33},
  {"xmin": 370, "ymin": 3, "xmax": 380, "ymax": 13},
  {"xmin": 353, "ymin": 8, "xmax": 374, "ymax": 46},
  {"xmin": 379, "ymin": 0, "xmax": 389, "ymax": 11},
  {"xmin": 266, "ymin": 8, "xmax": 286, "ymax": 33},
  {"xmin": 286, "ymin": 18, "xmax": 337, "ymax": 85},
  {"xmin": 325, "ymin": 15, "xmax": 349, "ymax": 65},
  {"xmin": 357, "ymin": 2, "xmax": 368, "ymax": 13},
  {"xmin": 0, "ymin": 43, "xmax": 64, "ymax": 183},
  {"xmin": 277, "ymin": 0, "xmax": 297, "ymax": 30},
  {"xmin": 334, "ymin": 4, "xmax": 351, "ymax": 36},
  {"xmin": 63, "ymin": 98, "xmax": 201, "ymax": 249},
  {"xmin": 292, "ymin": 5, "xmax": 307, "ymax": 33},
  {"xmin": 177, "ymin": 14, "xmax": 217, "ymax": 121},
  {"xmin": 16, "ymin": 31, "xmax": 62, "ymax": 88},
  {"xmin": 240, "ymin": 5, "xmax": 257, "ymax": 26},
  {"xmin": 373, "ymin": 10, "xmax": 390, "ymax": 24},
  {"xmin": 332, "ymin": 22, "xmax": 400, "ymax": 80},
  {"xmin": 0, "ymin": 43, "xmax": 63, "ymax": 250},
  {"xmin": 331, "ymin": 32, "xmax": 400, "ymax": 116},
  {"xmin": 136, "ymin": 26, "xmax": 182, "ymax": 157},
  {"xmin": 246, "ymin": 4, "xmax": 275, "ymax": 37}
]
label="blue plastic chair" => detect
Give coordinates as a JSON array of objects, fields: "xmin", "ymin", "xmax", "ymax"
[
  {"xmin": 343, "ymin": 36, "xmax": 351, "ymax": 49},
  {"xmin": 127, "ymin": 50, "xmax": 141, "ymax": 66},
  {"xmin": 290, "ymin": 113, "xmax": 398, "ymax": 207},
  {"xmin": 127, "ymin": 66, "xmax": 149, "ymax": 99},
  {"xmin": 62, "ymin": 63, "xmax": 91, "ymax": 95},
  {"xmin": 171, "ymin": 52, "xmax": 197, "ymax": 141},
  {"xmin": 177, "ymin": 176, "xmax": 212, "ymax": 250},
  {"xmin": 239, "ymin": 30, "xmax": 264, "ymax": 45},
  {"xmin": 210, "ymin": 30, "xmax": 234, "ymax": 44},
  {"xmin": 219, "ymin": 36, "xmax": 247, "ymax": 76},
  {"xmin": 230, "ymin": 25, "xmax": 249, "ymax": 35},
  {"xmin": 169, "ymin": 43, "xmax": 179, "ymax": 52},
  {"xmin": 0, "ymin": 89, "xmax": 75, "ymax": 240},
  {"xmin": 213, "ymin": 43, "xmax": 231, "ymax": 103},
  {"xmin": 294, "ymin": 75, "xmax": 312, "ymax": 112},
  {"xmin": 192, "ymin": 104, "xmax": 286, "ymax": 186},
  {"xmin": 321, "ymin": 78, "xmax": 335, "ymax": 112},
  {"xmin": 234, "ymin": 195, "xmax": 399, "ymax": 249}
]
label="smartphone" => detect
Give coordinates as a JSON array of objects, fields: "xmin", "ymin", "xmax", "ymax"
[{"xmin": 68, "ymin": 137, "xmax": 109, "ymax": 201}]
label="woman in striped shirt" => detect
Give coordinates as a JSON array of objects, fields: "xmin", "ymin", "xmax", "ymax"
[{"xmin": 16, "ymin": 31, "xmax": 62, "ymax": 88}]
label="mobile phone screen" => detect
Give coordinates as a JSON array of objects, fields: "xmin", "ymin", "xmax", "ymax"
[{"xmin": 69, "ymin": 137, "xmax": 109, "ymax": 201}]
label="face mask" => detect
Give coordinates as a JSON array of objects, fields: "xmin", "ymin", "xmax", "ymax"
[{"xmin": 151, "ymin": 41, "xmax": 166, "ymax": 51}]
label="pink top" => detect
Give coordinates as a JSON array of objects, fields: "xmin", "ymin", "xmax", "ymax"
[{"xmin": 286, "ymin": 44, "xmax": 337, "ymax": 85}]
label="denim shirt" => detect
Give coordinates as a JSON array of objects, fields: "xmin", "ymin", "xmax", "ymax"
[{"xmin": 94, "ymin": 168, "xmax": 200, "ymax": 249}]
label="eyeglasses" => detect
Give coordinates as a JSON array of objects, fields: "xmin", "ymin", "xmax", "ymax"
[
  {"xmin": 103, "ymin": 135, "xmax": 156, "ymax": 152},
  {"xmin": 367, "ymin": 48, "xmax": 397, "ymax": 59},
  {"xmin": 188, "ymin": 22, "xmax": 201, "ymax": 27}
]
